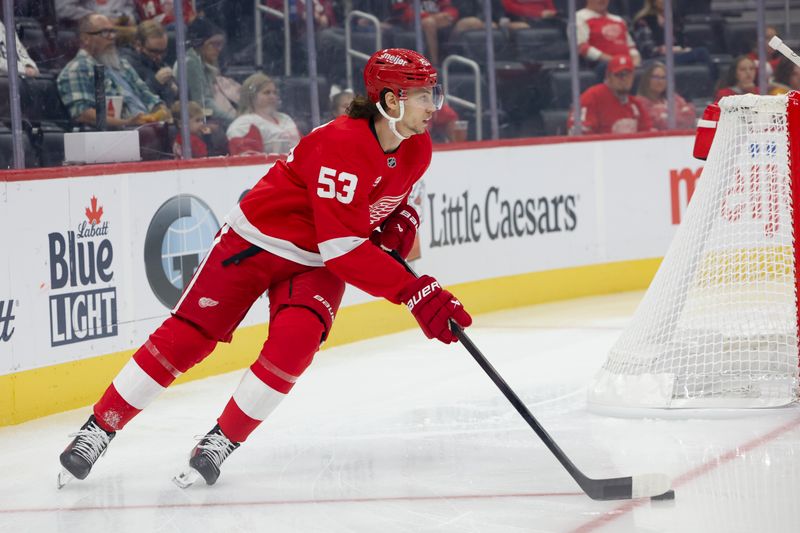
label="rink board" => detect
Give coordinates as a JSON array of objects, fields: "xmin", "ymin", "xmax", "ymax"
[{"xmin": 0, "ymin": 133, "xmax": 697, "ymax": 425}]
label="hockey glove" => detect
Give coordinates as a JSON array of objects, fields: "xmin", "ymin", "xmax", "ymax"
[
  {"xmin": 399, "ymin": 275, "xmax": 472, "ymax": 344},
  {"xmin": 370, "ymin": 203, "xmax": 419, "ymax": 259}
]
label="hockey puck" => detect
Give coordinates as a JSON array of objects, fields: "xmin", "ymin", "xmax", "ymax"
[{"xmin": 651, "ymin": 489, "xmax": 675, "ymax": 501}]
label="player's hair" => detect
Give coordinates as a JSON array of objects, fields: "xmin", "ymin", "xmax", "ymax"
[
  {"xmin": 136, "ymin": 20, "xmax": 166, "ymax": 45},
  {"xmin": 346, "ymin": 89, "xmax": 390, "ymax": 119}
]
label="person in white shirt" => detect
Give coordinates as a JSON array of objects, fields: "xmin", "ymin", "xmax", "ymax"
[
  {"xmin": 0, "ymin": 22, "xmax": 39, "ymax": 76},
  {"xmin": 226, "ymin": 73, "xmax": 301, "ymax": 155}
]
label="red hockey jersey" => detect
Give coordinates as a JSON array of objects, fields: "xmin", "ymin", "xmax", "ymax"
[
  {"xmin": 226, "ymin": 116, "xmax": 432, "ymax": 303},
  {"xmin": 567, "ymin": 83, "xmax": 653, "ymax": 135}
]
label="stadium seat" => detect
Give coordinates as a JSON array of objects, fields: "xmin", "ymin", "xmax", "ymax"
[
  {"xmin": 279, "ymin": 76, "xmax": 331, "ymax": 122},
  {"xmin": 674, "ymin": 64, "xmax": 714, "ymax": 100},
  {"xmin": 450, "ymin": 29, "xmax": 516, "ymax": 65},
  {"xmin": 514, "ymin": 28, "xmax": 569, "ymax": 62},
  {"xmin": 683, "ymin": 22, "xmax": 725, "ymax": 55},
  {"xmin": 16, "ymin": 17, "xmax": 51, "ymax": 64},
  {"xmin": 390, "ymin": 30, "xmax": 420, "ymax": 52},
  {"xmin": 724, "ymin": 21, "xmax": 757, "ymax": 56},
  {"xmin": 22, "ymin": 76, "xmax": 70, "ymax": 127},
  {"xmin": 540, "ymin": 109, "xmax": 570, "ymax": 136},
  {"xmin": 36, "ymin": 123, "xmax": 66, "ymax": 167},
  {"xmin": 549, "ymin": 69, "xmax": 598, "ymax": 109},
  {"xmin": 0, "ymin": 124, "xmax": 38, "ymax": 169}
]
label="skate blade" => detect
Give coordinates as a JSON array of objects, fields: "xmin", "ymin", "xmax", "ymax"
[
  {"xmin": 172, "ymin": 467, "xmax": 201, "ymax": 489},
  {"xmin": 57, "ymin": 468, "xmax": 75, "ymax": 489}
]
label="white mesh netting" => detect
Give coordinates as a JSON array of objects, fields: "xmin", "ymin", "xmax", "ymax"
[{"xmin": 589, "ymin": 93, "xmax": 800, "ymax": 410}]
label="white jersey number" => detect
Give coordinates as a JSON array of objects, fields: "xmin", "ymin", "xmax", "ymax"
[{"xmin": 317, "ymin": 166, "xmax": 358, "ymax": 205}]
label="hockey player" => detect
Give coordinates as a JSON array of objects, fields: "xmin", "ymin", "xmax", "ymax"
[{"xmin": 57, "ymin": 48, "xmax": 473, "ymax": 488}]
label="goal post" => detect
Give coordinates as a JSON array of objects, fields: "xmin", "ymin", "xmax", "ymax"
[{"xmin": 588, "ymin": 93, "xmax": 800, "ymax": 410}]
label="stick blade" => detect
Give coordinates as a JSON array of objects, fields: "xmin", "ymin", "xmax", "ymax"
[{"xmin": 631, "ymin": 473, "xmax": 672, "ymax": 499}]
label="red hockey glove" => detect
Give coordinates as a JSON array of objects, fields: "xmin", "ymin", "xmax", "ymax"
[
  {"xmin": 370, "ymin": 203, "xmax": 419, "ymax": 259},
  {"xmin": 399, "ymin": 275, "xmax": 472, "ymax": 344}
]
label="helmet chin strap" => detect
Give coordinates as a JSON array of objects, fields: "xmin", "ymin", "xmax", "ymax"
[{"xmin": 376, "ymin": 100, "xmax": 409, "ymax": 141}]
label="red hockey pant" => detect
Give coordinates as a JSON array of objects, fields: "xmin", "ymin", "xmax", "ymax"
[{"xmin": 94, "ymin": 227, "xmax": 345, "ymax": 442}]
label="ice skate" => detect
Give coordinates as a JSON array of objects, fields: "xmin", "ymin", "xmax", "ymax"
[
  {"xmin": 173, "ymin": 425, "xmax": 240, "ymax": 488},
  {"xmin": 57, "ymin": 415, "xmax": 116, "ymax": 489}
]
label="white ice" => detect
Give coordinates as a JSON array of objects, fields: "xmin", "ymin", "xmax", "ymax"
[{"xmin": 2, "ymin": 291, "xmax": 799, "ymax": 533}]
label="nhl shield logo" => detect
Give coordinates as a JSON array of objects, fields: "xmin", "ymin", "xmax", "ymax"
[{"xmin": 387, "ymin": 157, "xmax": 397, "ymax": 168}]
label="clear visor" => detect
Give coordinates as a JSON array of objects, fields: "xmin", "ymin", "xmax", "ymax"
[{"xmin": 404, "ymin": 84, "xmax": 445, "ymax": 111}]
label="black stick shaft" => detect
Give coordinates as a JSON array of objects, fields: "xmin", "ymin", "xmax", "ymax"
[{"xmin": 390, "ymin": 252, "xmax": 608, "ymax": 496}]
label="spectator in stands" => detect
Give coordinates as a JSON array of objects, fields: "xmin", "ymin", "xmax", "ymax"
[
  {"xmin": 185, "ymin": 17, "xmax": 240, "ymax": 127},
  {"xmin": 226, "ymin": 73, "xmax": 300, "ymax": 156},
  {"xmin": 632, "ymin": 0, "xmax": 711, "ymax": 68},
  {"xmin": 450, "ymin": 1, "xmax": 529, "ymax": 37},
  {"xmin": 747, "ymin": 25, "xmax": 781, "ymax": 73},
  {"xmin": 576, "ymin": 0, "xmax": 641, "ymax": 70},
  {"xmin": 428, "ymin": 102, "xmax": 466, "ymax": 143},
  {"xmin": 714, "ymin": 55, "xmax": 758, "ymax": 102},
  {"xmin": 567, "ymin": 54, "xmax": 652, "ymax": 134},
  {"xmin": 171, "ymin": 100, "xmax": 208, "ymax": 158},
  {"xmin": 264, "ymin": 0, "xmax": 335, "ymax": 31},
  {"xmin": 122, "ymin": 20, "xmax": 177, "ymax": 106},
  {"xmin": 330, "ymin": 89, "xmax": 354, "ymax": 118},
  {"xmin": 134, "ymin": 0, "xmax": 195, "ymax": 26},
  {"xmin": 391, "ymin": 1, "xmax": 459, "ymax": 66},
  {"xmin": 501, "ymin": 0, "xmax": 558, "ymax": 24},
  {"xmin": 57, "ymin": 13, "xmax": 169, "ymax": 128},
  {"xmin": 0, "ymin": 18, "xmax": 40, "ymax": 76},
  {"xmin": 768, "ymin": 56, "xmax": 800, "ymax": 95},
  {"xmin": 637, "ymin": 61, "xmax": 696, "ymax": 130},
  {"xmin": 56, "ymin": 0, "xmax": 138, "ymax": 45}
]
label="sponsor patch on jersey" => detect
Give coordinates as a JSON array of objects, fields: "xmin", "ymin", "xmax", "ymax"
[
  {"xmin": 198, "ymin": 297, "xmax": 219, "ymax": 308},
  {"xmin": 387, "ymin": 157, "xmax": 397, "ymax": 168}
]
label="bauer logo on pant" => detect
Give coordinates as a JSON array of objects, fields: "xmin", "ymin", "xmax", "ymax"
[{"xmin": 48, "ymin": 196, "xmax": 118, "ymax": 347}]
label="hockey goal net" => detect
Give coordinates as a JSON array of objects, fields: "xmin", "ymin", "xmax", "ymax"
[{"xmin": 588, "ymin": 93, "xmax": 800, "ymax": 410}]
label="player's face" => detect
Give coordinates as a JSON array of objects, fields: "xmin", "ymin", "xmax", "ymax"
[{"xmin": 398, "ymin": 87, "xmax": 438, "ymax": 136}]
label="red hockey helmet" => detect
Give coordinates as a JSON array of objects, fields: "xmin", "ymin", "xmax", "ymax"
[{"xmin": 364, "ymin": 48, "xmax": 442, "ymax": 109}]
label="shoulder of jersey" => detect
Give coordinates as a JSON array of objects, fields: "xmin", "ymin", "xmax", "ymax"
[{"xmin": 306, "ymin": 116, "xmax": 372, "ymax": 146}]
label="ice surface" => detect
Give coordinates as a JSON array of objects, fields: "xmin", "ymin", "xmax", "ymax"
[{"xmin": 2, "ymin": 291, "xmax": 799, "ymax": 532}]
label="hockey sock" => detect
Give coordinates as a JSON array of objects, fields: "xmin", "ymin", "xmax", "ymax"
[
  {"xmin": 217, "ymin": 307, "xmax": 325, "ymax": 442},
  {"xmin": 94, "ymin": 316, "xmax": 216, "ymax": 432}
]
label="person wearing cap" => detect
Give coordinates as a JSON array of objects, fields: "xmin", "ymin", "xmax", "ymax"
[
  {"xmin": 568, "ymin": 54, "xmax": 653, "ymax": 135},
  {"xmin": 57, "ymin": 12, "xmax": 169, "ymax": 128},
  {"xmin": 183, "ymin": 17, "xmax": 240, "ymax": 128},
  {"xmin": 57, "ymin": 48, "xmax": 472, "ymax": 490}
]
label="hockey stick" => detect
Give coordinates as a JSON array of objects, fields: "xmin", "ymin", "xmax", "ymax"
[
  {"xmin": 390, "ymin": 251, "xmax": 674, "ymax": 501},
  {"xmin": 769, "ymin": 36, "xmax": 800, "ymax": 68}
]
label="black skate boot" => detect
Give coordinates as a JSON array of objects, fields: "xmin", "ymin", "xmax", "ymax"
[
  {"xmin": 57, "ymin": 415, "xmax": 116, "ymax": 488},
  {"xmin": 173, "ymin": 425, "xmax": 240, "ymax": 488}
]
